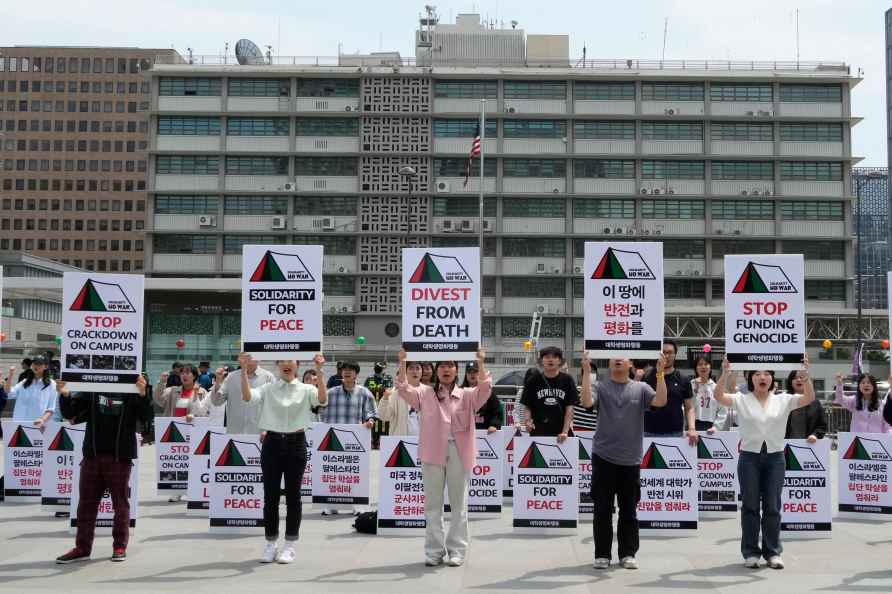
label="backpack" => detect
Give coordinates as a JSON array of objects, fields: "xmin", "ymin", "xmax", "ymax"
[{"xmin": 353, "ymin": 511, "xmax": 377, "ymax": 534}]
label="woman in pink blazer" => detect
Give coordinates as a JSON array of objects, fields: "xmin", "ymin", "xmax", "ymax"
[{"xmin": 396, "ymin": 348, "xmax": 492, "ymax": 567}]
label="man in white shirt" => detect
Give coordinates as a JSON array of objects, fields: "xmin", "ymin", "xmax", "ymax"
[{"xmin": 211, "ymin": 361, "xmax": 275, "ymax": 434}]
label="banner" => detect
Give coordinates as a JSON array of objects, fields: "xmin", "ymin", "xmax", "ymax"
[
  {"xmin": 445, "ymin": 430, "xmax": 504, "ymax": 514},
  {"xmin": 502, "ymin": 426, "xmax": 527, "ymax": 499},
  {"xmin": 154, "ymin": 417, "xmax": 193, "ymax": 493},
  {"xmin": 61, "ymin": 272, "xmax": 144, "ymax": 392},
  {"xmin": 69, "ymin": 444, "xmax": 139, "ymax": 533},
  {"xmin": 512, "ymin": 436, "xmax": 578, "ymax": 534},
  {"xmin": 377, "ymin": 437, "xmax": 425, "ymax": 535},
  {"xmin": 724, "ymin": 254, "xmax": 805, "ymax": 370},
  {"xmin": 241, "ymin": 244, "xmax": 323, "ymax": 360},
  {"xmin": 583, "ymin": 242, "xmax": 664, "ymax": 358},
  {"xmin": 838, "ymin": 432, "xmax": 892, "ymax": 518},
  {"xmin": 186, "ymin": 419, "xmax": 224, "ymax": 515},
  {"xmin": 577, "ymin": 431, "xmax": 594, "ymax": 519},
  {"xmin": 301, "ymin": 424, "xmax": 318, "ymax": 503},
  {"xmin": 209, "ymin": 433, "xmax": 264, "ymax": 532},
  {"xmin": 41, "ymin": 422, "xmax": 85, "ymax": 515},
  {"xmin": 638, "ymin": 437, "xmax": 698, "ymax": 533},
  {"xmin": 2, "ymin": 421, "xmax": 45, "ymax": 502},
  {"xmin": 311, "ymin": 424, "xmax": 371, "ymax": 506},
  {"xmin": 781, "ymin": 439, "xmax": 832, "ymax": 538},
  {"xmin": 697, "ymin": 431, "xmax": 739, "ymax": 515},
  {"xmin": 401, "ymin": 247, "xmax": 480, "ymax": 361}
]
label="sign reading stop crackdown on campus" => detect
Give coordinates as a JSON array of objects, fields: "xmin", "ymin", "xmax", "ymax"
[
  {"xmin": 3, "ymin": 421, "xmax": 45, "ymax": 502},
  {"xmin": 377, "ymin": 437, "xmax": 425, "ymax": 535},
  {"xmin": 241, "ymin": 244, "xmax": 323, "ymax": 361},
  {"xmin": 577, "ymin": 431, "xmax": 594, "ymax": 519},
  {"xmin": 69, "ymin": 441, "xmax": 139, "ymax": 533},
  {"xmin": 61, "ymin": 272, "xmax": 144, "ymax": 392},
  {"xmin": 187, "ymin": 419, "xmax": 225, "ymax": 515},
  {"xmin": 311, "ymin": 424, "xmax": 371, "ymax": 506},
  {"xmin": 697, "ymin": 432, "xmax": 739, "ymax": 515},
  {"xmin": 209, "ymin": 433, "xmax": 263, "ymax": 532},
  {"xmin": 837, "ymin": 432, "xmax": 892, "ymax": 518},
  {"xmin": 639, "ymin": 438, "xmax": 698, "ymax": 534},
  {"xmin": 41, "ymin": 422, "xmax": 86, "ymax": 515},
  {"xmin": 154, "ymin": 417, "xmax": 193, "ymax": 493},
  {"xmin": 513, "ymin": 436, "xmax": 578, "ymax": 534},
  {"xmin": 724, "ymin": 255, "xmax": 805, "ymax": 370},
  {"xmin": 402, "ymin": 247, "xmax": 480, "ymax": 361},
  {"xmin": 583, "ymin": 242, "xmax": 664, "ymax": 359},
  {"xmin": 781, "ymin": 439, "xmax": 832, "ymax": 538}
]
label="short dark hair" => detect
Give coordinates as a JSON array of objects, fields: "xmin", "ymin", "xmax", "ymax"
[
  {"xmin": 663, "ymin": 340, "xmax": 678, "ymax": 354},
  {"xmin": 538, "ymin": 346, "xmax": 564, "ymax": 362},
  {"xmin": 406, "ymin": 360, "xmax": 422, "ymax": 370},
  {"xmin": 172, "ymin": 361, "xmax": 183, "ymax": 370},
  {"xmin": 746, "ymin": 370, "xmax": 775, "ymax": 392},
  {"xmin": 341, "ymin": 361, "xmax": 360, "ymax": 374},
  {"xmin": 179, "ymin": 363, "xmax": 197, "ymax": 377},
  {"xmin": 199, "ymin": 361, "xmax": 210, "ymax": 368}
]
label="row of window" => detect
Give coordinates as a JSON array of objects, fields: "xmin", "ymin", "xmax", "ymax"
[
  {"xmin": 1, "ymin": 197, "xmax": 144, "ymax": 211},
  {"xmin": 1, "ymin": 158, "xmax": 146, "ymax": 172},
  {"xmin": 0, "ymin": 118, "xmax": 148, "ymax": 133},
  {"xmin": 157, "ymin": 117, "xmax": 360, "ymax": 137},
  {"xmin": 0, "ymin": 226, "xmax": 143, "ymax": 251},
  {"xmin": 2, "ymin": 139, "xmax": 147, "ymax": 154},
  {"xmin": 1, "ymin": 218, "xmax": 144, "ymax": 234},
  {"xmin": 1, "ymin": 177, "xmax": 145, "ymax": 192},
  {"xmin": 159, "ymin": 78, "xmax": 360, "ymax": 97},
  {"xmin": 0, "ymin": 56, "xmax": 149, "ymax": 75},
  {"xmin": 0, "ymin": 79, "xmax": 150, "ymax": 94},
  {"xmin": 155, "ymin": 155, "xmax": 360, "ymax": 176},
  {"xmin": 0, "ymin": 99, "xmax": 146, "ymax": 113}
]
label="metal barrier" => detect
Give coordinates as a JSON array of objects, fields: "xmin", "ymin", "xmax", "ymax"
[{"xmin": 823, "ymin": 403, "xmax": 853, "ymax": 440}]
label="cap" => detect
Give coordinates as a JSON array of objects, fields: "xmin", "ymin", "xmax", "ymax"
[
  {"xmin": 374, "ymin": 362, "xmax": 386, "ymax": 373},
  {"xmin": 465, "ymin": 361, "xmax": 479, "ymax": 372},
  {"xmin": 31, "ymin": 355, "xmax": 48, "ymax": 365}
]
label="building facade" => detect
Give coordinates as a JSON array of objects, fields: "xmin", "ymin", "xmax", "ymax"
[{"xmin": 853, "ymin": 167, "xmax": 889, "ymax": 309}]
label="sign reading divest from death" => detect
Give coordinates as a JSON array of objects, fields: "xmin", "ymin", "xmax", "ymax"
[
  {"xmin": 187, "ymin": 419, "xmax": 224, "ymax": 515},
  {"xmin": 638, "ymin": 438, "xmax": 698, "ymax": 533},
  {"xmin": 838, "ymin": 432, "xmax": 892, "ymax": 517},
  {"xmin": 577, "ymin": 431, "xmax": 594, "ymax": 519},
  {"xmin": 209, "ymin": 433, "xmax": 264, "ymax": 532},
  {"xmin": 584, "ymin": 242, "xmax": 664, "ymax": 358},
  {"xmin": 513, "ymin": 436, "xmax": 578, "ymax": 534},
  {"xmin": 502, "ymin": 426, "xmax": 527, "ymax": 499},
  {"xmin": 377, "ymin": 437, "xmax": 425, "ymax": 535},
  {"xmin": 69, "ymin": 443, "xmax": 139, "ymax": 533},
  {"xmin": 241, "ymin": 244, "xmax": 322, "ymax": 360},
  {"xmin": 61, "ymin": 272, "xmax": 144, "ymax": 392},
  {"xmin": 781, "ymin": 439, "xmax": 832, "ymax": 538},
  {"xmin": 301, "ymin": 424, "xmax": 318, "ymax": 502},
  {"xmin": 3, "ymin": 421, "xmax": 45, "ymax": 501},
  {"xmin": 697, "ymin": 432, "xmax": 739, "ymax": 515},
  {"xmin": 402, "ymin": 247, "xmax": 480, "ymax": 361},
  {"xmin": 41, "ymin": 422, "xmax": 85, "ymax": 515},
  {"xmin": 154, "ymin": 417, "xmax": 192, "ymax": 493},
  {"xmin": 724, "ymin": 255, "xmax": 804, "ymax": 370},
  {"xmin": 311, "ymin": 424, "xmax": 371, "ymax": 505}
]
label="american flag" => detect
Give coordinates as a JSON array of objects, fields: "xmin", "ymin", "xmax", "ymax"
[{"xmin": 463, "ymin": 123, "xmax": 481, "ymax": 188}]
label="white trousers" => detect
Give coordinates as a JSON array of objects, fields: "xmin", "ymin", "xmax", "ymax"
[{"xmin": 422, "ymin": 441, "xmax": 470, "ymax": 560}]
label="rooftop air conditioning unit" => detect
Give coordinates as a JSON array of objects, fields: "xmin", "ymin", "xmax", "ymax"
[
  {"xmin": 441, "ymin": 219, "xmax": 453, "ymax": 232},
  {"xmin": 675, "ymin": 270, "xmax": 683, "ymax": 276},
  {"xmin": 603, "ymin": 227, "xmax": 612, "ymax": 234},
  {"xmin": 320, "ymin": 217, "xmax": 335, "ymax": 230},
  {"xmin": 283, "ymin": 182, "xmax": 295, "ymax": 191},
  {"xmin": 271, "ymin": 216, "xmax": 287, "ymax": 230},
  {"xmin": 733, "ymin": 229, "xmax": 742, "ymax": 235},
  {"xmin": 665, "ymin": 108, "xmax": 676, "ymax": 116},
  {"xmin": 692, "ymin": 270, "xmax": 701, "ymax": 276},
  {"xmin": 198, "ymin": 214, "xmax": 216, "ymax": 228},
  {"xmin": 344, "ymin": 105, "xmax": 352, "ymax": 112},
  {"xmin": 340, "ymin": 306, "xmax": 350, "ymax": 313},
  {"xmin": 627, "ymin": 228, "xmax": 636, "ymax": 235},
  {"xmin": 653, "ymin": 188, "xmax": 661, "ymax": 195},
  {"xmin": 715, "ymin": 228, "xmax": 724, "ymax": 234},
  {"xmin": 460, "ymin": 219, "xmax": 474, "ymax": 232},
  {"xmin": 552, "ymin": 267, "xmax": 561, "ymax": 274},
  {"xmin": 337, "ymin": 266, "xmax": 347, "ymax": 273},
  {"xmin": 745, "ymin": 111, "xmax": 755, "ymax": 116},
  {"xmin": 741, "ymin": 190, "xmax": 748, "ymax": 196},
  {"xmin": 667, "ymin": 188, "xmax": 675, "ymax": 195},
  {"xmin": 574, "ymin": 265, "xmax": 583, "ymax": 274},
  {"xmin": 436, "ymin": 181, "xmax": 450, "ymax": 193},
  {"xmin": 763, "ymin": 189, "xmax": 772, "ymax": 196},
  {"xmin": 482, "ymin": 220, "xmax": 493, "ymax": 232},
  {"xmin": 654, "ymin": 229, "xmax": 662, "ymax": 235},
  {"xmin": 552, "ymin": 187, "xmax": 560, "ymax": 194},
  {"xmin": 535, "ymin": 263, "xmax": 547, "ymax": 274},
  {"xmin": 329, "ymin": 306, "xmax": 338, "ymax": 313},
  {"xmin": 614, "ymin": 227, "xmax": 623, "ymax": 235},
  {"xmin": 506, "ymin": 106, "xmax": 517, "ymax": 114},
  {"xmin": 535, "ymin": 304, "xmax": 549, "ymax": 314},
  {"xmin": 752, "ymin": 189, "xmax": 761, "ymax": 196},
  {"xmin": 642, "ymin": 229, "xmax": 652, "ymax": 235},
  {"xmin": 640, "ymin": 188, "xmax": 649, "ymax": 195}
]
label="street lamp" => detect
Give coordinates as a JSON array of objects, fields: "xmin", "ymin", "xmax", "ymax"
[{"xmin": 854, "ymin": 170, "xmax": 886, "ymax": 340}]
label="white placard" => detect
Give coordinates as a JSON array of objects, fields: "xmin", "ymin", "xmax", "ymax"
[
  {"xmin": 61, "ymin": 272, "xmax": 144, "ymax": 392},
  {"xmin": 377, "ymin": 437, "xmax": 425, "ymax": 535},
  {"xmin": 311, "ymin": 424, "xmax": 371, "ymax": 505},
  {"xmin": 697, "ymin": 431, "xmax": 739, "ymax": 515},
  {"xmin": 446, "ymin": 430, "xmax": 504, "ymax": 514},
  {"xmin": 41, "ymin": 422, "xmax": 85, "ymax": 515},
  {"xmin": 301, "ymin": 424, "xmax": 318, "ymax": 503},
  {"xmin": 241, "ymin": 244, "xmax": 323, "ymax": 360},
  {"xmin": 2, "ymin": 421, "xmax": 44, "ymax": 502},
  {"xmin": 69, "ymin": 444, "xmax": 139, "ymax": 533},
  {"xmin": 512, "ymin": 436, "xmax": 578, "ymax": 534},
  {"xmin": 502, "ymin": 426, "xmax": 527, "ymax": 499},
  {"xmin": 577, "ymin": 431, "xmax": 594, "ymax": 519},
  {"xmin": 837, "ymin": 432, "xmax": 892, "ymax": 518},
  {"xmin": 186, "ymin": 418, "xmax": 224, "ymax": 515},
  {"xmin": 401, "ymin": 247, "xmax": 480, "ymax": 361},
  {"xmin": 724, "ymin": 255, "xmax": 805, "ymax": 370},
  {"xmin": 583, "ymin": 242, "xmax": 664, "ymax": 358},
  {"xmin": 638, "ymin": 437, "xmax": 699, "ymax": 533},
  {"xmin": 781, "ymin": 439, "xmax": 832, "ymax": 538},
  {"xmin": 209, "ymin": 433, "xmax": 264, "ymax": 532},
  {"xmin": 154, "ymin": 417, "xmax": 192, "ymax": 494}
]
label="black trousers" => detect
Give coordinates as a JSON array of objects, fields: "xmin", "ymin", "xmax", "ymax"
[
  {"xmin": 261, "ymin": 431, "xmax": 307, "ymax": 541},
  {"xmin": 591, "ymin": 453, "xmax": 641, "ymax": 560}
]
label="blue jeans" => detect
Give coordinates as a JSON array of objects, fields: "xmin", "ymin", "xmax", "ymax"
[
  {"xmin": 738, "ymin": 447, "xmax": 785, "ymax": 560},
  {"xmin": 643, "ymin": 431, "xmax": 683, "ymax": 438}
]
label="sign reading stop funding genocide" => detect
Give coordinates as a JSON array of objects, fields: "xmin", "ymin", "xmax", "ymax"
[
  {"xmin": 724, "ymin": 255, "xmax": 805, "ymax": 370},
  {"xmin": 3, "ymin": 421, "xmax": 45, "ymax": 501},
  {"xmin": 402, "ymin": 247, "xmax": 480, "ymax": 361},
  {"xmin": 583, "ymin": 242, "xmax": 664, "ymax": 358},
  {"xmin": 445, "ymin": 430, "xmax": 504, "ymax": 514},
  {"xmin": 61, "ymin": 272, "xmax": 144, "ymax": 392},
  {"xmin": 577, "ymin": 431, "xmax": 594, "ymax": 519},
  {"xmin": 311, "ymin": 424, "xmax": 371, "ymax": 506},
  {"xmin": 187, "ymin": 419, "xmax": 224, "ymax": 515},
  {"xmin": 697, "ymin": 432, "xmax": 739, "ymax": 515},
  {"xmin": 69, "ymin": 442, "xmax": 139, "ymax": 533},
  {"xmin": 241, "ymin": 244, "xmax": 322, "ymax": 361},
  {"xmin": 781, "ymin": 439, "xmax": 832, "ymax": 538},
  {"xmin": 638, "ymin": 438, "xmax": 698, "ymax": 533},
  {"xmin": 513, "ymin": 437, "xmax": 578, "ymax": 534},
  {"xmin": 41, "ymin": 422, "xmax": 85, "ymax": 515},
  {"xmin": 209, "ymin": 433, "xmax": 264, "ymax": 532},
  {"xmin": 837, "ymin": 432, "xmax": 892, "ymax": 518},
  {"xmin": 154, "ymin": 417, "xmax": 193, "ymax": 493},
  {"xmin": 377, "ymin": 437, "xmax": 425, "ymax": 535}
]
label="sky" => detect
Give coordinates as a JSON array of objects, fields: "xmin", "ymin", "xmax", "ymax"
[{"xmin": 1, "ymin": 0, "xmax": 888, "ymax": 166}]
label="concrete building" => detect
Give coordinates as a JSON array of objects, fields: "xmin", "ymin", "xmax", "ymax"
[{"xmin": 853, "ymin": 167, "xmax": 889, "ymax": 309}]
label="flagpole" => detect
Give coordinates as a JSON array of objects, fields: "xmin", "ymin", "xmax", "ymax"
[{"xmin": 479, "ymin": 98, "xmax": 485, "ymax": 350}]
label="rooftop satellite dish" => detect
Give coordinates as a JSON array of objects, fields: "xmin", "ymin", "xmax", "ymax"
[{"xmin": 235, "ymin": 39, "xmax": 265, "ymax": 65}]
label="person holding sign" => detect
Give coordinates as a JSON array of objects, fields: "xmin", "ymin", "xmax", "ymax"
[
  {"xmin": 588, "ymin": 354, "xmax": 667, "ymax": 570},
  {"xmin": 714, "ymin": 355, "xmax": 816, "ymax": 570},
  {"xmin": 378, "ymin": 360, "xmax": 424, "ymax": 436},
  {"xmin": 465, "ymin": 362, "xmax": 502, "ymax": 433},
  {"xmin": 396, "ymin": 348, "xmax": 492, "ymax": 567},
  {"xmin": 519, "ymin": 347, "xmax": 579, "ymax": 441},
  {"xmin": 833, "ymin": 373, "xmax": 891, "ymax": 434},
  {"xmin": 54, "ymin": 376, "xmax": 153, "ymax": 564},
  {"xmin": 153, "ymin": 364, "xmax": 211, "ymax": 422},
  {"xmin": 210, "ymin": 358, "xmax": 275, "ymax": 434},
  {"xmin": 4, "ymin": 355, "xmax": 58, "ymax": 428},
  {"xmin": 784, "ymin": 370, "xmax": 827, "ymax": 442},
  {"xmin": 644, "ymin": 341, "xmax": 697, "ymax": 445},
  {"xmin": 239, "ymin": 352, "xmax": 327, "ymax": 564}
]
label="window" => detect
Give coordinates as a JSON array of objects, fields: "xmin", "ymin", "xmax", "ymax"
[
  {"xmin": 779, "ymin": 84, "xmax": 842, "ymax": 102},
  {"xmin": 710, "ymin": 122, "xmax": 773, "ymax": 141},
  {"xmin": 780, "ymin": 123, "xmax": 844, "ymax": 142},
  {"xmin": 432, "ymin": 119, "xmax": 497, "ymax": 137},
  {"xmin": 227, "ymin": 78, "xmax": 289, "ymax": 97},
  {"xmin": 502, "ymin": 277, "xmax": 565, "ymax": 298},
  {"xmin": 710, "ymin": 83, "xmax": 773, "ymax": 102},
  {"xmin": 712, "ymin": 161, "xmax": 774, "ymax": 180},
  {"xmin": 153, "ymin": 235, "xmax": 217, "ymax": 254},
  {"xmin": 292, "ymin": 235, "xmax": 356, "ymax": 255},
  {"xmin": 431, "ymin": 236, "xmax": 497, "ymax": 257},
  {"xmin": 805, "ymin": 280, "xmax": 845, "ymax": 301},
  {"xmin": 294, "ymin": 157, "xmax": 357, "ymax": 176},
  {"xmin": 295, "ymin": 118, "xmax": 359, "ymax": 136},
  {"xmin": 574, "ymin": 159, "xmax": 635, "ymax": 178},
  {"xmin": 297, "ymin": 78, "xmax": 359, "ymax": 97},
  {"xmin": 156, "ymin": 155, "xmax": 219, "ymax": 175},
  {"xmin": 503, "ymin": 120, "xmax": 566, "ymax": 138},
  {"xmin": 432, "ymin": 196, "xmax": 497, "ymax": 217},
  {"xmin": 223, "ymin": 235, "xmax": 284, "ymax": 253},
  {"xmin": 433, "ymin": 80, "xmax": 498, "ymax": 99},
  {"xmin": 712, "ymin": 200, "xmax": 774, "ymax": 219},
  {"xmin": 641, "ymin": 82, "xmax": 704, "ymax": 101},
  {"xmin": 225, "ymin": 156, "xmax": 288, "ymax": 175},
  {"xmin": 780, "ymin": 162, "xmax": 842, "ymax": 181},
  {"xmin": 227, "ymin": 117, "xmax": 289, "ymax": 136},
  {"xmin": 663, "ymin": 239, "xmax": 705, "ymax": 259},
  {"xmin": 294, "ymin": 196, "xmax": 357, "ymax": 215},
  {"xmin": 786, "ymin": 241, "xmax": 845, "ymax": 260},
  {"xmin": 503, "ymin": 159, "xmax": 566, "ymax": 177},
  {"xmin": 640, "ymin": 160, "xmax": 705, "ymax": 179},
  {"xmin": 712, "ymin": 239, "xmax": 774, "ymax": 257},
  {"xmin": 503, "ymin": 238, "xmax": 564, "ymax": 258},
  {"xmin": 573, "ymin": 121, "xmax": 635, "ymax": 140},
  {"xmin": 503, "ymin": 197, "xmax": 565, "ymax": 217},
  {"xmin": 665, "ymin": 279, "xmax": 705, "ymax": 299},
  {"xmin": 224, "ymin": 196, "xmax": 288, "ymax": 214},
  {"xmin": 640, "ymin": 121, "xmax": 703, "ymax": 140},
  {"xmin": 503, "ymin": 81, "xmax": 566, "ymax": 99},
  {"xmin": 574, "ymin": 81, "xmax": 635, "ymax": 101},
  {"xmin": 502, "ymin": 316, "xmax": 564, "ymax": 338},
  {"xmin": 157, "ymin": 116, "xmax": 220, "ymax": 135},
  {"xmin": 158, "ymin": 77, "xmax": 222, "ymax": 96},
  {"xmin": 780, "ymin": 200, "xmax": 843, "ymax": 220},
  {"xmin": 323, "ymin": 276, "xmax": 355, "ymax": 296},
  {"xmin": 433, "ymin": 157, "xmax": 496, "ymax": 177},
  {"xmin": 641, "ymin": 199, "xmax": 704, "ymax": 219}
]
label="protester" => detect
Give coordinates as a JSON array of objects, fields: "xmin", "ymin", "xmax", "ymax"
[
  {"xmin": 365, "ymin": 362, "xmax": 394, "ymax": 449},
  {"xmin": 197, "ymin": 362, "xmax": 214, "ymax": 391},
  {"xmin": 239, "ymin": 352, "xmax": 327, "ymax": 564},
  {"xmin": 884, "ymin": 392, "xmax": 892, "ymax": 427},
  {"xmin": 691, "ymin": 356, "xmax": 726, "ymax": 433},
  {"xmin": 589, "ymin": 353, "xmax": 667, "ymax": 570},
  {"xmin": 302, "ymin": 369, "xmax": 321, "ymax": 420},
  {"xmin": 714, "ymin": 355, "xmax": 815, "ymax": 570},
  {"xmin": 326, "ymin": 362, "xmax": 344, "ymax": 389},
  {"xmin": 4, "ymin": 355, "xmax": 58, "ymax": 427},
  {"xmin": 378, "ymin": 360, "xmax": 423, "ymax": 436},
  {"xmin": 396, "ymin": 348, "xmax": 492, "ymax": 567},
  {"xmin": 834, "ymin": 372, "xmax": 892, "ymax": 433},
  {"xmin": 54, "ymin": 375, "xmax": 153, "ymax": 563},
  {"xmin": 166, "ymin": 362, "xmax": 183, "ymax": 388},
  {"xmin": 518, "ymin": 346, "xmax": 579, "ymax": 441},
  {"xmin": 784, "ymin": 370, "xmax": 827, "ymax": 442},
  {"xmin": 420, "ymin": 362, "xmax": 434, "ymax": 386},
  {"xmin": 211, "ymin": 359, "xmax": 275, "ymax": 434},
  {"xmin": 644, "ymin": 341, "xmax": 697, "ymax": 445},
  {"xmin": 465, "ymin": 361, "xmax": 502, "ymax": 432}
]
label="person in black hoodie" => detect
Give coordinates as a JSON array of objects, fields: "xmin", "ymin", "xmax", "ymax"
[
  {"xmin": 54, "ymin": 375, "xmax": 153, "ymax": 564},
  {"xmin": 464, "ymin": 361, "xmax": 502, "ymax": 432}
]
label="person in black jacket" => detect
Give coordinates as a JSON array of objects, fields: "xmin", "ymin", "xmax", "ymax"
[
  {"xmin": 54, "ymin": 375, "xmax": 153, "ymax": 564},
  {"xmin": 783, "ymin": 370, "xmax": 827, "ymax": 443},
  {"xmin": 883, "ymin": 392, "xmax": 892, "ymax": 427},
  {"xmin": 464, "ymin": 361, "xmax": 502, "ymax": 432}
]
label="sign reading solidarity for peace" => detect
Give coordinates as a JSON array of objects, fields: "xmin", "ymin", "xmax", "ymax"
[
  {"xmin": 209, "ymin": 433, "xmax": 264, "ymax": 532},
  {"xmin": 837, "ymin": 432, "xmax": 892, "ymax": 518},
  {"xmin": 69, "ymin": 442, "xmax": 139, "ymax": 533},
  {"xmin": 402, "ymin": 247, "xmax": 480, "ymax": 361},
  {"xmin": 697, "ymin": 432, "xmax": 739, "ymax": 515},
  {"xmin": 377, "ymin": 437, "xmax": 426, "ymax": 535},
  {"xmin": 187, "ymin": 419, "xmax": 223, "ymax": 515},
  {"xmin": 241, "ymin": 245, "xmax": 323, "ymax": 360},
  {"xmin": 311, "ymin": 424, "xmax": 371, "ymax": 506},
  {"xmin": 154, "ymin": 417, "xmax": 192, "ymax": 494},
  {"xmin": 577, "ymin": 431, "xmax": 594, "ymax": 518},
  {"xmin": 41, "ymin": 422, "xmax": 85, "ymax": 515},
  {"xmin": 638, "ymin": 438, "xmax": 698, "ymax": 533},
  {"xmin": 61, "ymin": 272, "xmax": 144, "ymax": 392},
  {"xmin": 3, "ymin": 421, "xmax": 45, "ymax": 502},
  {"xmin": 781, "ymin": 439, "xmax": 832, "ymax": 538},
  {"xmin": 724, "ymin": 255, "xmax": 805, "ymax": 370},
  {"xmin": 584, "ymin": 242, "xmax": 664, "ymax": 358},
  {"xmin": 512, "ymin": 437, "xmax": 578, "ymax": 534}
]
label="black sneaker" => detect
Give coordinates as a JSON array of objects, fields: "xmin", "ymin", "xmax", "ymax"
[
  {"xmin": 111, "ymin": 548, "xmax": 127, "ymax": 562},
  {"xmin": 56, "ymin": 548, "xmax": 90, "ymax": 564}
]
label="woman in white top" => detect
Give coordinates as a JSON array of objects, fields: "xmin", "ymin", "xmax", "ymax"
[
  {"xmin": 377, "ymin": 360, "xmax": 422, "ymax": 436},
  {"xmin": 714, "ymin": 355, "xmax": 815, "ymax": 571},
  {"xmin": 690, "ymin": 356, "xmax": 727, "ymax": 433},
  {"xmin": 4, "ymin": 355, "xmax": 57, "ymax": 427}
]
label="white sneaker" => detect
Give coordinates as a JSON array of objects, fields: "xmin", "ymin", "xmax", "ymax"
[
  {"xmin": 593, "ymin": 557, "xmax": 610, "ymax": 570},
  {"xmin": 744, "ymin": 557, "xmax": 760, "ymax": 569},
  {"xmin": 768, "ymin": 556, "xmax": 784, "ymax": 570},
  {"xmin": 260, "ymin": 542, "xmax": 278, "ymax": 563},
  {"xmin": 425, "ymin": 555, "xmax": 444, "ymax": 567},
  {"xmin": 620, "ymin": 556, "xmax": 638, "ymax": 570},
  {"xmin": 447, "ymin": 555, "xmax": 464, "ymax": 567},
  {"xmin": 277, "ymin": 545, "xmax": 295, "ymax": 564},
  {"xmin": 321, "ymin": 507, "xmax": 338, "ymax": 516},
  {"xmin": 168, "ymin": 494, "xmax": 182, "ymax": 502}
]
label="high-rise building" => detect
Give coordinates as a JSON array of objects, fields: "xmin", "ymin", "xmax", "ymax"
[
  {"xmin": 0, "ymin": 47, "xmax": 180, "ymax": 272},
  {"xmin": 853, "ymin": 167, "xmax": 889, "ymax": 309}
]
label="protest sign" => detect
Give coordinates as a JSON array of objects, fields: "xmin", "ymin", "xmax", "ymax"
[
  {"xmin": 697, "ymin": 432, "xmax": 739, "ymax": 515},
  {"xmin": 502, "ymin": 426, "xmax": 527, "ymax": 499},
  {"xmin": 69, "ymin": 445, "xmax": 139, "ymax": 533},
  {"xmin": 377, "ymin": 437, "xmax": 425, "ymax": 535},
  {"xmin": 781, "ymin": 439, "xmax": 832, "ymax": 538},
  {"xmin": 639, "ymin": 438, "xmax": 698, "ymax": 534},
  {"xmin": 577, "ymin": 431, "xmax": 594, "ymax": 519},
  {"xmin": 186, "ymin": 418, "xmax": 224, "ymax": 515},
  {"xmin": 513, "ymin": 436, "xmax": 578, "ymax": 534},
  {"xmin": 208, "ymin": 433, "xmax": 264, "ymax": 532},
  {"xmin": 154, "ymin": 417, "xmax": 192, "ymax": 494},
  {"xmin": 445, "ymin": 430, "xmax": 504, "ymax": 514},
  {"xmin": 2, "ymin": 421, "xmax": 44, "ymax": 502},
  {"xmin": 301, "ymin": 424, "xmax": 318, "ymax": 503},
  {"xmin": 311, "ymin": 424, "xmax": 371, "ymax": 506},
  {"xmin": 41, "ymin": 422, "xmax": 85, "ymax": 515},
  {"xmin": 837, "ymin": 432, "xmax": 892, "ymax": 518}
]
